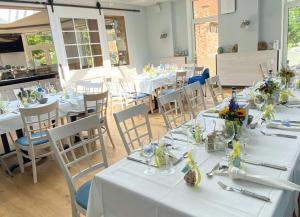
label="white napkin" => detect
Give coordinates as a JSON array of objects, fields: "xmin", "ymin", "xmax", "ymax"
[
  {"xmin": 228, "ymin": 167, "xmax": 300, "ymax": 192},
  {"xmin": 266, "ymin": 122, "xmax": 300, "ymax": 132}
]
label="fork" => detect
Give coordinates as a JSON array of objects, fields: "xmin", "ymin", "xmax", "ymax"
[{"xmin": 217, "ymin": 181, "xmax": 271, "ymax": 202}]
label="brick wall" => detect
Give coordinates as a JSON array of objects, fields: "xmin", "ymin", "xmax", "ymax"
[{"xmin": 193, "ymin": 0, "xmax": 218, "ymax": 76}]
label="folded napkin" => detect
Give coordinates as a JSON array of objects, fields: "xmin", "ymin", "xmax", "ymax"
[
  {"xmin": 228, "ymin": 167, "xmax": 300, "ymax": 192},
  {"xmin": 266, "ymin": 122, "xmax": 300, "ymax": 132}
]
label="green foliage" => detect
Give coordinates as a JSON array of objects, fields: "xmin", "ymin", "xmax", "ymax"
[
  {"xmin": 288, "ymin": 7, "xmax": 300, "ymax": 48},
  {"xmin": 26, "ymin": 32, "xmax": 53, "ymax": 46}
]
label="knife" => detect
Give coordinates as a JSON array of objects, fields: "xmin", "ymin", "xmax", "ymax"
[
  {"xmin": 242, "ymin": 159, "xmax": 287, "ymax": 171},
  {"xmin": 202, "ymin": 114, "xmax": 220, "ymax": 119},
  {"xmin": 164, "ymin": 136, "xmax": 189, "ymax": 143},
  {"xmin": 172, "ymin": 152, "xmax": 188, "ymax": 166},
  {"xmin": 273, "ymin": 120, "xmax": 300, "ymax": 125},
  {"xmin": 273, "ymin": 133, "xmax": 298, "ymax": 139},
  {"xmin": 127, "ymin": 156, "xmax": 157, "ymax": 168}
]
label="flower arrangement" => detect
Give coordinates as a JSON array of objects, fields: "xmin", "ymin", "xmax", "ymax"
[
  {"xmin": 278, "ymin": 68, "xmax": 295, "ymax": 85},
  {"xmin": 219, "ymin": 99, "xmax": 247, "ymax": 125},
  {"xmin": 143, "ymin": 64, "xmax": 155, "ymax": 77},
  {"xmin": 262, "ymin": 104, "xmax": 275, "ymax": 121},
  {"xmin": 228, "ymin": 140, "xmax": 241, "ymax": 168},
  {"xmin": 279, "ymin": 89, "xmax": 293, "ymax": 104},
  {"xmin": 258, "ymin": 81, "xmax": 279, "ymax": 97},
  {"xmin": 182, "ymin": 152, "xmax": 201, "ymax": 187}
]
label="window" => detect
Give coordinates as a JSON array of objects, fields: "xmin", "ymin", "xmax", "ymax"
[
  {"xmin": 105, "ymin": 16, "xmax": 129, "ymax": 66},
  {"xmin": 60, "ymin": 18, "xmax": 103, "ymax": 70},
  {"xmin": 25, "ymin": 31, "xmax": 57, "ymax": 67}
]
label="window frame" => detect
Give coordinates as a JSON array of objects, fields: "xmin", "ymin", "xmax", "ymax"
[
  {"xmin": 60, "ymin": 18, "xmax": 103, "ymax": 70},
  {"xmin": 104, "ymin": 15, "xmax": 130, "ymax": 66}
]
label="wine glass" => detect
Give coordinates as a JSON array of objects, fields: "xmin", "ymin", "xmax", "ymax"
[
  {"xmin": 142, "ymin": 142, "xmax": 155, "ymax": 175},
  {"xmin": 254, "ymin": 94, "xmax": 266, "ymax": 110},
  {"xmin": 240, "ymin": 127, "xmax": 250, "ymax": 156},
  {"xmin": 221, "ymin": 121, "xmax": 235, "ymax": 159}
]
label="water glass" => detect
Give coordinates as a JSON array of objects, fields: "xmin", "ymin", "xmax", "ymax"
[
  {"xmin": 221, "ymin": 121, "xmax": 235, "ymax": 158},
  {"xmin": 142, "ymin": 143, "xmax": 155, "ymax": 175}
]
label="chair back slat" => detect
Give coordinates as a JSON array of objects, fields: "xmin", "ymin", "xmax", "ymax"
[
  {"xmin": 113, "ymin": 104, "xmax": 152, "ymax": 155},
  {"xmin": 19, "ymin": 101, "xmax": 59, "ymax": 146},
  {"xmin": 176, "ymin": 71, "xmax": 187, "ymax": 89},
  {"xmin": 207, "ymin": 75, "xmax": 224, "ymax": 106},
  {"xmin": 83, "ymin": 91, "xmax": 108, "ymax": 119},
  {"xmin": 47, "ymin": 115, "xmax": 108, "ymax": 197},
  {"xmin": 184, "ymin": 82, "xmax": 206, "ymax": 118},
  {"xmin": 158, "ymin": 89, "xmax": 188, "ymax": 130}
]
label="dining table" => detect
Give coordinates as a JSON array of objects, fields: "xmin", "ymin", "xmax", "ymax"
[
  {"xmin": 0, "ymin": 92, "xmax": 84, "ymax": 136},
  {"xmin": 134, "ymin": 69, "xmax": 194, "ymax": 95},
  {"xmin": 87, "ymin": 84, "xmax": 300, "ymax": 217}
]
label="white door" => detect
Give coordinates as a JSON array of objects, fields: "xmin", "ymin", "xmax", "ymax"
[{"xmin": 47, "ymin": 6, "xmax": 111, "ymax": 87}]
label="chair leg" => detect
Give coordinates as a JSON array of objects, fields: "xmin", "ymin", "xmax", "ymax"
[
  {"xmin": 15, "ymin": 146, "xmax": 24, "ymax": 173},
  {"xmin": 29, "ymin": 149, "xmax": 38, "ymax": 184},
  {"xmin": 104, "ymin": 119, "xmax": 115, "ymax": 149},
  {"xmin": 0, "ymin": 156, "xmax": 12, "ymax": 176},
  {"xmin": 71, "ymin": 201, "xmax": 79, "ymax": 217},
  {"xmin": 149, "ymin": 96, "xmax": 153, "ymax": 114}
]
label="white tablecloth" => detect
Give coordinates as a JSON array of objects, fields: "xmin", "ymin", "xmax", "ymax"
[
  {"xmin": 0, "ymin": 93, "xmax": 84, "ymax": 134},
  {"xmin": 87, "ymin": 90, "xmax": 300, "ymax": 217},
  {"xmin": 135, "ymin": 70, "xmax": 193, "ymax": 94}
]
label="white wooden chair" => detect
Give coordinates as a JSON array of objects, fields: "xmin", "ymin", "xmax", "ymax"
[
  {"xmin": 207, "ymin": 75, "xmax": 224, "ymax": 107},
  {"xmin": 68, "ymin": 91, "xmax": 115, "ymax": 149},
  {"xmin": 122, "ymin": 80, "xmax": 154, "ymax": 114},
  {"xmin": 113, "ymin": 104, "xmax": 152, "ymax": 155},
  {"xmin": 160, "ymin": 71, "xmax": 188, "ymax": 96},
  {"xmin": 47, "ymin": 115, "xmax": 108, "ymax": 217},
  {"xmin": 158, "ymin": 89, "xmax": 188, "ymax": 130},
  {"xmin": 184, "ymin": 82, "xmax": 206, "ymax": 119},
  {"xmin": 104, "ymin": 77, "xmax": 127, "ymax": 112},
  {"xmin": 194, "ymin": 66, "xmax": 204, "ymax": 76},
  {"xmin": 259, "ymin": 62, "xmax": 269, "ymax": 79},
  {"xmin": 15, "ymin": 101, "xmax": 59, "ymax": 183}
]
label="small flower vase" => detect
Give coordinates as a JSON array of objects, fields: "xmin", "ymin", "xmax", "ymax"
[
  {"xmin": 205, "ymin": 131, "xmax": 217, "ymax": 152},
  {"xmin": 193, "ymin": 124, "xmax": 202, "ymax": 145}
]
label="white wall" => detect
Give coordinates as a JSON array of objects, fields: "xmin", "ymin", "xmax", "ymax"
[
  {"xmin": 218, "ymin": 0, "xmax": 283, "ymax": 53},
  {"xmin": 172, "ymin": 0, "xmax": 188, "ymax": 54},
  {"xmin": 0, "ymin": 51, "xmax": 27, "ymax": 66},
  {"xmin": 146, "ymin": 2, "xmax": 175, "ymax": 63}
]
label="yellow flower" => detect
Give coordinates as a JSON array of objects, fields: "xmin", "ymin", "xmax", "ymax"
[
  {"xmin": 219, "ymin": 108, "xmax": 229, "ymax": 117},
  {"xmin": 236, "ymin": 108, "xmax": 246, "ymax": 118}
]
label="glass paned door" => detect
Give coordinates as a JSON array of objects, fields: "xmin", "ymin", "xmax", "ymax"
[
  {"xmin": 287, "ymin": 6, "xmax": 300, "ymax": 68},
  {"xmin": 194, "ymin": 20, "xmax": 218, "ymax": 76}
]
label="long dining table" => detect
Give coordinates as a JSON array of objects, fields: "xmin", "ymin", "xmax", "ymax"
[{"xmin": 87, "ymin": 87, "xmax": 300, "ymax": 217}]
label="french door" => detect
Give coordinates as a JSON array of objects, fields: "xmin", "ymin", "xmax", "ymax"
[
  {"xmin": 47, "ymin": 6, "xmax": 110, "ymax": 87},
  {"xmin": 283, "ymin": 1, "xmax": 300, "ymax": 69}
]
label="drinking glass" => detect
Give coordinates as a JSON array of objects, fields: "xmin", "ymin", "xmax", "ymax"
[
  {"xmin": 160, "ymin": 145, "xmax": 175, "ymax": 175},
  {"xmin": 221, "ymin": 121, "xmax": 235, "ymax": 159},
  {"xmin": 254, "ymin": 95, "xmax": 266, "ymax": 110},
  {"xmin": 240, "ymin": 127, "xmax": 250, "ymax": 156},
  {"xmin": 142, "ymin": 142, "xmax": 155, "ymax": 175}
]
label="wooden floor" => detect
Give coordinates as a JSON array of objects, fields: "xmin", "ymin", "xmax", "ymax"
[{"xmin": 0, "ymin": 89, "xmax": 232, "ymax": 217}]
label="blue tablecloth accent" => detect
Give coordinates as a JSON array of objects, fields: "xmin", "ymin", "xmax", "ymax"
[{"xmin": 188, "ymin": 68, "xmax": 210, "ymax": 85}]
